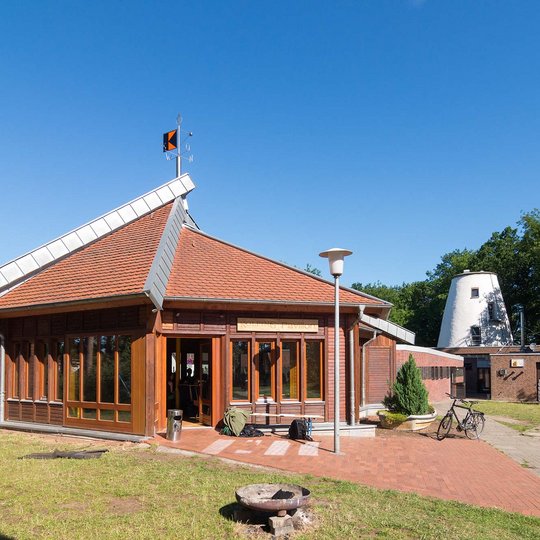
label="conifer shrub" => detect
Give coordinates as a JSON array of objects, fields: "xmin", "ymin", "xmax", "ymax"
[{"xmin": 383, "ymin": 354, "xmax": 430, "ymax": 416}]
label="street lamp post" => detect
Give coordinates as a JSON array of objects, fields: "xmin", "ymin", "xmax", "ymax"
[{"xmin": 319, "ymin": 248, "xmax": 352, "ymax": 454}]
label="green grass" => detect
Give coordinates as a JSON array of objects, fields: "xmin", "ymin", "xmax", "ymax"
[
  {"xmin": 474, "ymin": 401, "xmax": 540, "ymax": 431},
  {"xmin": 0, "ymin": 431, "xmax": 538, "ymax": 540}
]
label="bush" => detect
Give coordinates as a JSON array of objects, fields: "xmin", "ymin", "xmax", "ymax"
[
  {"xmin": 383, "ymin": 354, "xmax": 429, "ymax": 416},
  {"xmin": 379, "ymin": 411, "xmax": 408, "ymax": 424}
]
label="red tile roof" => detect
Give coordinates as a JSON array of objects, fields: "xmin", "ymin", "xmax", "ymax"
[
  {"xmin": 166, "ymin": 228, "xmax": 385, "ymax": 306},
  {"xmin": 0, "ymin": 204, "xmax": 172, "ymax": 310}
]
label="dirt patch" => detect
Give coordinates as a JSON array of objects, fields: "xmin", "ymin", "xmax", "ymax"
[
  {"xmin": 59, "ymin": 501, "xmax": 90, "ymax": 513},
  {"xmin": 107, "ymin": 497, "xmax": 144, "ymax": 515}
]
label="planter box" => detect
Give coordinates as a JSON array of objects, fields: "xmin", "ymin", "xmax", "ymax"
[{"xmin": 378, "ymin": 411, "xmax": 437, "ymax": 431}]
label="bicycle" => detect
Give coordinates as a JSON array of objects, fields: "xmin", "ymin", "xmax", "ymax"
[{"xmin": 437, "ymin": 393, "xmax": 485, "ymax": 440}]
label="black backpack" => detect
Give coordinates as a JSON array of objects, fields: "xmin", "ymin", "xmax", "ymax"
[{"xmin": 288, "ymin": 419, "xmax": 312, "ymax": 441}]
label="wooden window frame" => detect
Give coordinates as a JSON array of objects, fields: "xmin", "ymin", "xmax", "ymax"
[
  {"xmin": 304, "ymin": 340, "xmax": 324, "ymax": 401},
  {"xmin": 230, "ymin": 339, "xmax": 251, "ymax": 402},
  {"xmin": 280, "ymin": 340, "xmax": 300, "ymax": 401},
  {"xmin": 65, "ymin": 333, "xmax": 133, "ymax": 428},
  {"xmin": 255, "ymin": 340, "xmax": 276, "ymax": 401},
  {"xmin": 13, "ymin": 341, "xmax": 31, "ymax": 400},
  {"xmin": 35, "ymin": 340, "xmax": 49, "ymax": 401},
  {"xmin": 49, "ymin": 339, "xmax": 65, "ymax": 403},
  {"xmin": 10, "ymin": 342, "xmax": 22, "ymax": 399}
]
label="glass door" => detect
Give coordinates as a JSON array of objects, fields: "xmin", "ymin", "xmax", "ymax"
[
  {"xmin": 255, "ymin": 341, "xmax": 275, "ymax": 400},
  {"xmin": 198, "ymin": 341, "xmax": 212, "ymax": 425}
]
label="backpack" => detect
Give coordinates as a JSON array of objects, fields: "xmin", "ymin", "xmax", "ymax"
[
  {"xmin": 288, "ymin": 419, "xmax": 312, "ymax": 441},
  {"xmin": 239, "ymin": 424, "xmax": 264, "ymax": 437}
]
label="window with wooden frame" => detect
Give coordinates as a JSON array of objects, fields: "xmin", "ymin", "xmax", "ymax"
[
  {"xmin": 25, "ymin": 343, "xmax": 34, "ymax": 400},
  {"xmin": 11, "ymin": 342, "xmax": 32, "ymax": 400},
  {"xmin": 52, "ymin": 340, "xmax": 65, "ymax": 402},
  {"xmin": 281, "ymin": 341, "xmax": 299, "ymax": 400},
  {"xmin": 230, "ymin": 340, "xmax": 250, "ymax": 401},
  {"xmin": 35, "ymin": 341, "xmax": 49, "ymax": 401},
  {"xmin": 305, "ymin": 340, "xmax": 323, "ymax": 400},
  {"xmin": 255, "ymin": 341, "xmax": 276, "ymax": 400},
  {"xmin": 11, "ymin": 342, "xmax": 22, "ymax": 398},
  {"xmin": 66, "ymin": 335, "xmax": 132, "ymax": 424}
]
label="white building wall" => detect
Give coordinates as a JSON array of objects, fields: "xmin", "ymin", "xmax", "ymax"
[{"xmin": 437, "ymin": 271, "xmax": 513, "ymax": 348}]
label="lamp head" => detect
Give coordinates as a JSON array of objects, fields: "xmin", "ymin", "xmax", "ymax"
[{"xmin": 319, "ymin": 247, "xmax": 352, "ymax": 277}]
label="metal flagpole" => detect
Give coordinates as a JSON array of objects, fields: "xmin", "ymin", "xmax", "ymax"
[{"xmin": 176, "ymin": 113, "xmax": 182, "ymax": 177}]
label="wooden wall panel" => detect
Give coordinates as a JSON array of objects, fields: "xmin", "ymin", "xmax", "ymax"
[
  {"xmin": 154, "ymin": 334, "xmax": 166, "ymax": 432},
  {"xmin": 50, "ymin": 404, "xmax": 63, "ymax": 425},
  {"xmin": 35, "ymin": 403, "xmax": 49, "ymax": 423},
  {"xmin": 21, "ymin": 401, "xmax": 33, "ymax": 422},
  {"xmin": 6, "ymin": 401, "xmax": 20, "ymax": 420},
  {"xmin": 367, "ymin": 347, "xmax": 391, "ymax": 403},
  {"xmin": 131, "ymin": 335, "xmax": 146, "ymax": 435}
]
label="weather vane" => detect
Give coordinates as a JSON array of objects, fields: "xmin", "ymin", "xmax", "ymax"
[{"xmin": 163, "ymin": 113, "xmax": 193, "ymax": 176}]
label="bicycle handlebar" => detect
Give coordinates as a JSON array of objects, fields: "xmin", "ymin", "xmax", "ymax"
[{"xmin": 445, "ymin": 393, "xmax": 477, "ymax": 406}]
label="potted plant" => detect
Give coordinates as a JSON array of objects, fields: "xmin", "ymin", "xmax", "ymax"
[{"xmin": 378, "ymin": 354, "xmax": 436, "ymax": 431}]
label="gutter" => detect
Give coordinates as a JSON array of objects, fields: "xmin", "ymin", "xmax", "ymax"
[
  {"xmin": 165, "ymin": 296, "xmax": 382, "ymax": 309},
  {"xmin": 0, "ymin": 332, "xmax": 4, "ymax": 423},
  {"xmin": 0, "ymin": 292, "xmax": 150, "ymax": 317}
]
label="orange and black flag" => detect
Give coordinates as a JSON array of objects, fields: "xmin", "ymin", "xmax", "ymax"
[{"xmin": 163, "ymin": 129, "xmax": 178, "ymax": 152}]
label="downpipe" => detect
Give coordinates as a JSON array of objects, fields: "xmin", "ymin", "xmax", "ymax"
[{"xmin": 348, "ymin": 313, "xmax": 361, "ymax": 426}]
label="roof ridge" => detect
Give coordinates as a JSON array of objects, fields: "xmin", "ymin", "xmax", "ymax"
[
  {"xmin": 0, "ymin": 174, "xmax": 195, "ymax": 293},
  {"xmin": 143, "ymin": 199, "xmax": 188, "ymax": 309},
  {"xmin": 181, "ymin": 227, "xmax": 392, "ymax": 306}
]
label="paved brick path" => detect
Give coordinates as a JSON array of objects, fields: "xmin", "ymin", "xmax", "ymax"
[
  {"xmin": 433, "ymin": 399, "xmax": 540, "ymax": 476},
  {"xmin": 156, "ymin": 428, "xmax": 540, "ymax": 517}
]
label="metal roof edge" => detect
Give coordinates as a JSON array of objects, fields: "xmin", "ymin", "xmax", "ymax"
[
  {"xmin": 396, "ymin": 344, "xmax": 463, "ymax": 361},
  {"xmin": 143, "ymin": 198, "xmax": 188, "ymax": 309},
  {"xmin": 0, "ymin": 174, "xmax": 195, "ymax": 294},
  {"xmin": 360, "ymin": 311, "xmax": 415, "ymax": 344}
]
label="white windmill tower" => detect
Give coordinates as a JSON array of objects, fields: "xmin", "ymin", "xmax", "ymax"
[{"xmin": 437, "ymin": 270, "xmax": 513, "ymax": 348}]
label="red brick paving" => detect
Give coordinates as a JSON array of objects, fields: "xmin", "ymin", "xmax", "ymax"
[{"xmin": 155, "ymin": 428, "xmax": 540, "ymax": 517}]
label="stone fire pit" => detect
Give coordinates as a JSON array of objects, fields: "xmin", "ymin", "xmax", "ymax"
[{"xmin": 235, "ymin": 483, "xmax": 311, "ymax": 536}]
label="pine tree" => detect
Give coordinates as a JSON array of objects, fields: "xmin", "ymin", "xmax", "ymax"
[{"xmin": 384, "ymin": 354, "xmax": 429, "ymax": 416}]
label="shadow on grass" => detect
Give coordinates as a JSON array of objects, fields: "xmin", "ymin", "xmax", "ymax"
[
  {"xmin": 219, "ymin": 502, "xmax": 272, "ymax": 533},
  {"xmin": 0, "ymin": 532, "xmax": 16, "ymax": 540}
]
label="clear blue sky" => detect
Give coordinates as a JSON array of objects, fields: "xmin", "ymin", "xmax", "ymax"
[{"xmin": 1, "ymin": 1, "xmax": 539, "ymax": 286}]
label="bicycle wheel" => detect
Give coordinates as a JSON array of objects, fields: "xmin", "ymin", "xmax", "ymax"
[
  {"xmin": 465, "ymin": 414, "xmax": 483, "ymax": 439},
  {"xmin": 475, "ymin": 414, "xmax": 485, "ymax": 436},
  {"xmin": 437, "ymin": 414, "xmax": 452, "ymax": 440}
]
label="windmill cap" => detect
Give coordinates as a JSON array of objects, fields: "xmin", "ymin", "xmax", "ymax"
[{"xmin": 454, "ymin": 270, "xmax": 497, "ymax": 277}]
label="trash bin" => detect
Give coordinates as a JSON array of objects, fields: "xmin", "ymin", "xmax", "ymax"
[{"xmin": 166, "ymin": 409, "xmax": 183, "ymax": 442}]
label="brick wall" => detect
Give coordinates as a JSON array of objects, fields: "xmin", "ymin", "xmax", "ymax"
[
  {"xmin": 490, "ymin": 354, "xmax": 540, "ymax": 402},
  {"xmin": 396, "ymin": 346, "xmax": 463, "ymax": 403}
]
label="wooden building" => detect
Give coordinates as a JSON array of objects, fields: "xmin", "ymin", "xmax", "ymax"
[{"xmin": 0, "ymin": 175, "xmax": 415, "ymax": 438}]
